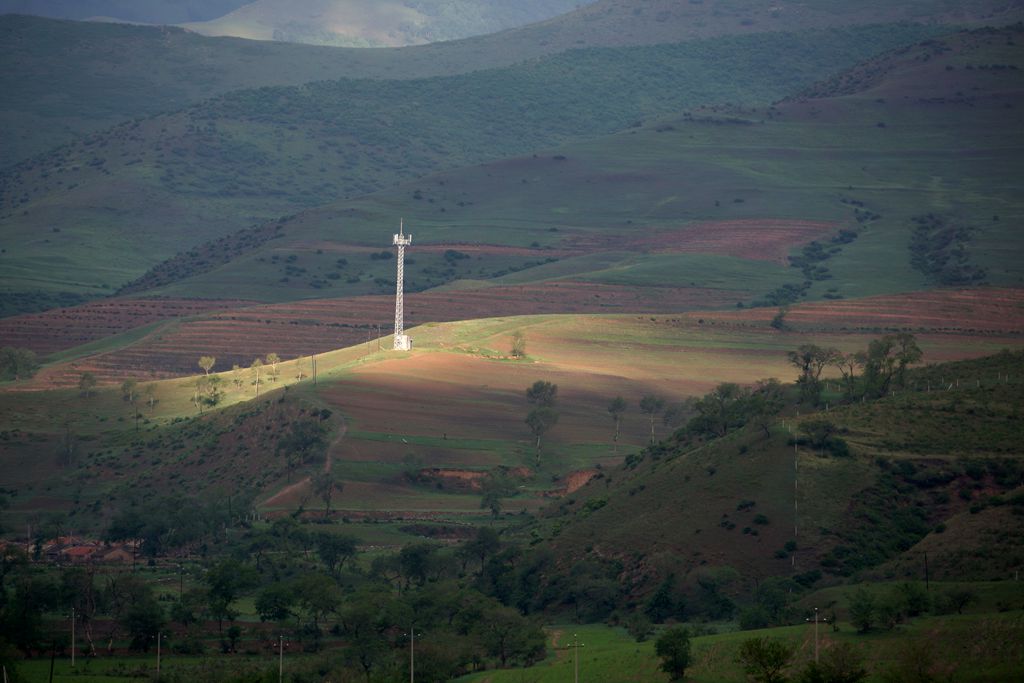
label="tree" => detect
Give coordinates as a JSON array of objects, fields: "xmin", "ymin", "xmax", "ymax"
[
  {"xmin": 860, "ymin": 333, "xmax": 923, "ymax": 398},
  {"xmin": 316, "ymin": 533, "xmax": 358, "ymax": 575},
  {"xmin": 655, "ymin": 625, "xmax": 692, "ymax": 681},
  {"xmin": 510, "ymin": 330, "xmax": 526, "ymax": 358},
  {"xmin": 476, "ymin": 604, "xmax": 544, "ymax": 668},
  {"xmin": 57, "ymin": 422, "xmax": 77, "ymax": 467},
  {"xmin": 230, "ymin": 364, "xmax": 243, "ymax": 388},
  {"xmin": 880, "ymin": 639, "xmax": 937, "ymax": 683},
  {"xmin": 250, "ymin": 357, "xmax": 263, "ymax": 396},
  {"xmin": 255, "ymin": 582, "xmax": 295, "ymax": 623},
  {"xmin": 737, "ymin": 637, "xmax": 795, "ymax": 683},
  {"xmin": 198, "ymin": 355, "xmax": 216, "ymax": 376},
  {"xmin": 788, "ymin": 344, "xmax": 841, "ymax": 405},
  {"xmin": 832, "ymin": 352, "xmax": 861, "ymax": 401},
  {"xmin": 525, "ymin": 407, "xmax": 559, "ymax": 466},
  {"xmin": 78, "ymin": 371, "xmax": 97, "ymax": 397},
  {"xmin": 205, "ymin": 559, "xmax": 257, "ymax": 635},
  {"xmin": 293, "ymin": 572, "xmax": 342, "ymax": 645},
  {"xmin": 639, "ymin": 395, "xmax": 665, "ymax": 441},
  {"xmin": 120, "ymin": 378, "xmax": 137, "ymax": 403},
  {"xmin": 749, "ymin": 378, "xmax": 785, "ymax": 438},
  {"xmin": 798, "ymin": 642, "xmax": 867, "ymax": 683},
  {"xmin": 689, "ymin": 383, "xmax": 744, "ymax": 437},
  {"xmin": 312, "ymin": 471, "xmax": 339, "ymax": 519},
  {"xmin": 0, "ymin": 346, "xmax": 39, "ymax": 381},
  {"xmin": 526, "ymin": 380, "xmax": 557, "ymax": 407},
  {"xmin": 847, "ymin": 587, "xmax": 876, "ymax": 633},
  {"xmin": 143, "ymin": 383, "xmax": 157, "ymax": 409},
  {"xmin": 266, "ymin": 352, "xmax": 281, "ymax": 382},
  {"xmin": 276, "ymin": 420, "xmax": 328, "ymax": 481},
  {"xmin": 607, "ymin": 396, "xmax": 627, "ymax": 449}
]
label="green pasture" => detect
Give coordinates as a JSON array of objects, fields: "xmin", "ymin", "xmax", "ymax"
[{"xmin": 458, "ymin": 607, "xmax": 1024, "ymax": 683}]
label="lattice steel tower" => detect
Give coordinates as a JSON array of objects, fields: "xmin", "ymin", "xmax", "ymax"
[{"xmin": 392, "ymin": 219, "xmax": 412, "ymax": 350}]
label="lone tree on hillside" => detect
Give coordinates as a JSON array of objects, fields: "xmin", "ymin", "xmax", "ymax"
[
  {"xmin": 78, "ymin": 371, "xmax": 97, "ymax": 397},
  {"xmin": 0, "ymin": 347, "xmax": 39, "ymax": 381},
  {"xmin": 198, "ymin": 355, "xmax": 216, "ymax": 376},
  {"xmin": 655, "ymin": 626, "xmax": 692, "ymax": 681},
  {"xmin": 639, "ymin": 394, "xmax": 666, "ymax": 442},
  {"xmin": 510, "ymin": 330, "xmax": 527, "ymax": 358},
  {"xmin": 526, "ymin": 380, "xmax": 557, "ymax": 407},
  {"xmin": 607, "ymin": 396, "xmax": 627, "ymax": 451},
  {"xmin": 250, "ymin": 358, "xmax": 263, "ymax": 397},
  {"xmin": 266, "ymin": 353, "xmax": 281, "ymax": 382},
  {"xmin": 120, "ymin": 378, "xmax": 137, "ymax": 403},
  {"xmin": 143, "ymin": 383, "xmax": 157, "ymax": 409},
  {"xmin": 312, "ymin": 472, "xmax": 339, "ymax": 519},
  {"xmin": 525, "ymin": 408, "xmax": 559, "ymax": 467}
]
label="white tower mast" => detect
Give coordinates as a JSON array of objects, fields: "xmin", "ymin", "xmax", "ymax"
[{"xmin": 392, "ymin": 219, "xmax": 412, "ymax": 350}]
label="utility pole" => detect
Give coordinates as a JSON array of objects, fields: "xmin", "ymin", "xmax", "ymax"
[
  {"xmin": 278, "ymin": 635, "xmax": 285, "ymax": 683},
  {"xmin": 572, "ymin": 633, "xmax": 584, "ymax": 683},
  {"xmin": 156, "ymin": 631, "xmax": 163, "ymax": 681},
  {"xmin": 71, "ymin": 608, "xmax": 75, "ymax": 668}
]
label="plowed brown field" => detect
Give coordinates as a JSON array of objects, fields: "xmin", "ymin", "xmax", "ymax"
[
  {"xmin": 0, "ymin": 297, "xmax": 253, "ymax": 355},
  {"xmin": 568, "ymin": 219, "xmax": 837, "ymax": 264},
  {"xmin": 688, "ymin": 287, "xmax": 1024, "ymax": 334}
]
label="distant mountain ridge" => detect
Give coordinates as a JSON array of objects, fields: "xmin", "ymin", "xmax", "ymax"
[
  {"xmin": 181, "ymin": 0, "xmax": 590, "ymax": 47},
  {"xmin": 0, "ymin": 0, "xmax": 249, "ymax": 23}
]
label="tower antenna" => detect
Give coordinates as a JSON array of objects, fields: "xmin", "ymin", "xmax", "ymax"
[{"xmin": 392, "ymin": 219, "xmax": 412, "ymax": 350}]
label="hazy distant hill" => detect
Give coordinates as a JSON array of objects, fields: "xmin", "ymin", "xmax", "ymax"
[
  {"xmin": 5, "ymin": 0, "xmax": 1021, "ymax": 165},
  {"xmin": 0, "ymin": 0, "xmax": 248, "ymax": 23},
  {"xmin": 181, "ymin": 0, "xmax": 589, "ymax": 47}
]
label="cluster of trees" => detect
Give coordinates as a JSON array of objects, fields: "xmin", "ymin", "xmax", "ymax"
[
  {"xmin": 1, "ymin": 518, "xmax": 547, "ymax": 681},
  {"xmin": 788, "ymin": 333, "xmax": 922, "ymax": 405},
  {"xmin": 655, "ymin": 626, "xmax": 868, "ymax": 683}
]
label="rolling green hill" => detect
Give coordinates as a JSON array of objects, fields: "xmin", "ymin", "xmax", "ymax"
[
  {"xmin": 5, "ymin": 0, "xmax": 1020, "ymax": 165},
  {"xmin": 124, "ymin": 26, "xmax": 1024, "ymax": 312},
  {"xmin": 0, "ymin": 23, "xmax": 950, "ymax": 311},
  {"xmin": 524, "ymin": 350, "xmax": 1024, "ymax": 599}
]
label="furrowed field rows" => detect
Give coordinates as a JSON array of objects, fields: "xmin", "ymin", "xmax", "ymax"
[
  {"xmin": 692, "ymin": 287, "xmax": 1024, "ymax": 334},
  {"xmin": 28, "ymin": 283, "xmax": 745, "ymax": 384},
  {"xmin": 0, "ymin": 297, "xmax": 253, "ymax": 354}
]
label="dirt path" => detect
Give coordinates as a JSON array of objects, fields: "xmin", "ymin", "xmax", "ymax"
[{"xmin": 260, "ymin": 417, "xmax": 346, "ymax": 509}]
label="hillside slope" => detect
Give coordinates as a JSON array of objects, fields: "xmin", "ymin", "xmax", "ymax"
[
  {"xmin": 530, "ymin": 350, "xmax": 1024, "ymax": 596},
  {"xmin": 5, "ymin": 0, "xmax": 1021, "ymax": 165},
  {"xmin": 0, "ymin": 24, "xmax": 947, "ymax": 309},
  {"xmin": 125, "ymin": 27, "xmax": 1024, "ymax": 308}
]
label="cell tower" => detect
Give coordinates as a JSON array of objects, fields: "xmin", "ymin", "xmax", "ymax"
[{"xmin": 392, "ymin": 219, "xmax": 412, "ymax": 350}]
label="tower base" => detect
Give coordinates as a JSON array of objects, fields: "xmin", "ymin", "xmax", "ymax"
[{"xmin": 394, "ymin": 334, "xmax": 412, "ymax": 351}]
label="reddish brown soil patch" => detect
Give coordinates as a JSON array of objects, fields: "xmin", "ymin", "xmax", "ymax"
[
  {"xmin": 568, "ymin": 219, "xmax": 837, "ymax": 264},
  {"xmin": 694, "ymin": 288, "xmax": 1024, "ymax": 334},
  {"xmin": 545, "ymin": 469, "xmax": 600, "ymax": 497},
  {"xmin": 0, "ymin": 297, "xmax": 253, "ymax": 356}
]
